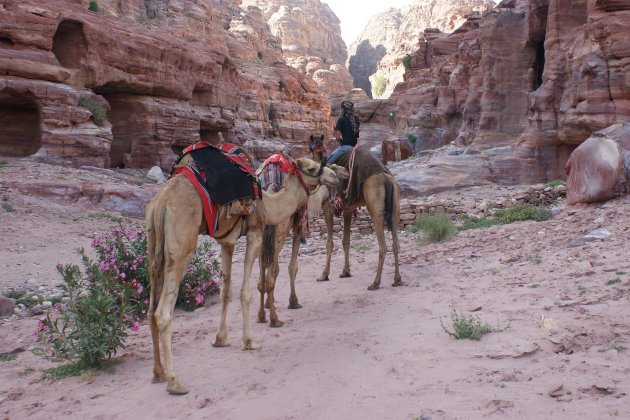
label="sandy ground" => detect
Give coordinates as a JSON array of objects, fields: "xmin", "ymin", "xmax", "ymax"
[{"xmin": 1, "ymin": 160, "xmax": 630, "ymax": 419}]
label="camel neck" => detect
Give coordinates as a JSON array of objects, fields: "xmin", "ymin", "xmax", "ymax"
[{"xmin": 262, "ymin": 174, "xmax": 309, "ymax": 225}]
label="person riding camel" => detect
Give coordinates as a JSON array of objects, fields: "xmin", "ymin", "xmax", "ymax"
[{"xmin": 326, "ymin": 100, "xmax": 360, "ymax": 165}]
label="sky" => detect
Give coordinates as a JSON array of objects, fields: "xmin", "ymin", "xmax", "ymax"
[{"xmin": 325, "ymin": 0, "xmax": 414, "ymax": 46}]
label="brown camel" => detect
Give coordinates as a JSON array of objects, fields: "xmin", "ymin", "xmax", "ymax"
[
  {"xmin": 382, "ymin": 138, "xmax": 413, "ymax": 165},
  {"xmin": 308, "ymin": 134, "xmax": 403, "ymax": 290},
  {"xmin": 257, "ymin": 163, "xmax": 349, "ymax": 327},
  {"xmin": 145, "ymin": 155, "xmax": 338, "ymax": 394}
]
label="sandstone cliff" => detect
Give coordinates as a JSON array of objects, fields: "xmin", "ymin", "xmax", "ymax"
[
  {"xmin": 348, "ymin": 0, "xmax": 495, "ymax": 99},
  {"xmin": 352, "ymin": 0, "xmax": 630, "ymax": 194},
  {"xmin": 0, "ymin": 0, "xmax": 332, "ymax": 169},
  {"xmin": 241, "ymin": 0, "xmax": 354, "ymax": 97}
]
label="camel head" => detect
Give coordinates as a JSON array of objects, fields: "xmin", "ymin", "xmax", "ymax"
[
  {"xmin": 328, "ymin": 164, "xmax": 349, "ymax": 181},
  {"xmin": 296, "ymin": 157, "xmax": 338, "ymax": 189}
]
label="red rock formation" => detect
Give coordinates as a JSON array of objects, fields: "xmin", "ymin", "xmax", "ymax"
[
  {"xmin": 565, "ymin": 123, "xmax": 630, "ymax": 204},
  {"xmin": 349, "ymin": 0, "xmax": 495, "ymax": 99},
  {"xmin": 355, "ymin": 0, "xmax": 630, "ymax": 194},
  {"xmin": 241, "ymin": 0, "xmax": 354, "ymax": 96},
  {"xmin": 0, "ymin": 0, "xmax": 331, "ymax": 169}
]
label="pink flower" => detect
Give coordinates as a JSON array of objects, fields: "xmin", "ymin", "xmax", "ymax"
[
  {"xmin": 131, "ymin": 320, "xmax": 140, "ymax": 332},
  {"xmin": 195, "ymin": 294, "xmax": 205, "ymax": 305}
]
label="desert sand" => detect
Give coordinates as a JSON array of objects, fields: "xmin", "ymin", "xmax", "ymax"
[{"xmin": 1, "ymin": 161, "xmax": 629, "ymax": 419}]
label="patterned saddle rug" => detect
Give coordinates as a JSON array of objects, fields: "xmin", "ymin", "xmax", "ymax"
[
  {"xmin": 171, "ymin": 142, "xmax": 260, "ymax": 237},
  {"xmin": 256, "ymin": 153, "xmax": 310, "ymax": 239}
]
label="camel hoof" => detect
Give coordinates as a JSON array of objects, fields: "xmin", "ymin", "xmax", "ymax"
[
  {"xmin": 212, "ymin": 337, "xmax": 231, "ymax": 348},
  {"xmin": 270, "ymin": 319, "xmax": 284, "ymax": 328},
  {"xmin": 257, "ymin": 315, "xmax": 267, "ymax": 323},
  {"xmin": 151, "ymin": 373, "xmax": 166, "ymax": 384},
  {"xmin": 316, "ymin": 276, "xmax": 329, "ymax": 282},
  {"xmin": 392, "ymin": 280, "xmax": 404, "ymax": 287},
  {"xmin": 242, "ymin": 339, "xmax": 262, "ymax": 350},
  {"xmin": 167, "ymin": 382, "xmax": 189, "ymax": 395},
  {"xmin": 339, "ymin": 272, "xmax": 352, "ymax": 278},
  {"xmin": 367, "ymin": 284, "xmax": 380, "ymax": 291},
  {"xmin": 288, "ymin": 302, "xmax": 302, "ymax": 310}
]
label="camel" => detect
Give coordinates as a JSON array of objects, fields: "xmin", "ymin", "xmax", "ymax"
[
  {"xmin": 308, "ymin": 134, "xmax": 403, "ymax": 290},
  {"xmin": 382, "ymin": 138, "xmax": 413, "ymax": 165},
  {"xmin": 145, "ymin": 154, "xmax": 338, "ymax": 394},
  {"xmin": 257, "ymin": 162, "xmax": 349, "ymax": 328}
]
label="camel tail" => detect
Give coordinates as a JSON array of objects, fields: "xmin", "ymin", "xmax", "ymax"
[
  {"xmin": 146, "ymin": 202, "xmax": 166, "ymax": 307},
  {"xmin": 384, "ymin": 179, "xmax": 394, "ymax": 232},
  {"xmin": 262, "ymin": 225, "xmax": 276, "ymax": 268}
]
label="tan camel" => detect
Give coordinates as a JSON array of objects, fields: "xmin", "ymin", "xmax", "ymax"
[
  {"xmin": 145, "ymin": 156, "xmax": 337, "ymax": 394},
  {"xmin": 308, "ymin": 135, "xmax": 403, "ymax": 290},
  {"xmin": 257, "ymin": 164, "xmax": 349, "ymax": 327}
]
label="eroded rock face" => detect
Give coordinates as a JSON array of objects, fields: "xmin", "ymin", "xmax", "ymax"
[
  {"xmin": 348, "ymin": 0, "xmax": 495, "ymax": 99},
  {"xmin": 0, "ymin": 0, "xmax": 331, "ymax": 168},
  {"xmin": 241, "ymin": 0, "xmax": 354, "ymax": 96},
  {"xmin": 565, "ymin": 123, "xmax": 630, "ymax": 205},
  {"xmin": 353, "ymin": 0, "xmax": 630, "ymax": 194}
]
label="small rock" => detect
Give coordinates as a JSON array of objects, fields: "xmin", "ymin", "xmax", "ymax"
[
  {"xmin": 30, "ymin": 304, "xmax": 44, "ymax": 316},
  {"xmin": 420, "ymin": 413, "xmax": 432, "ymax": 420},
  {"xmin": 584, "ymin": 228, "xmax": 611, "ymax": 239},
  {"xmin": 0, "ymin": 296, "xmax": 16, "ymax": 318},
  {"xmin": 148, "ymin": 166, "xmax": 166, "ymax": 184},
  {"xmin": 42, "ymin": 301, "xmax": 53, "ymax": 309},
  {"xmin": 593, "ymin": 216, "xmax": 604, "ymax": 225}
]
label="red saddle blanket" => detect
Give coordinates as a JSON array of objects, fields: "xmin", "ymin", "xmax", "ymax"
[{"xmin": 171, "ymin": 142, "xmax": 260, "ymax": 237}]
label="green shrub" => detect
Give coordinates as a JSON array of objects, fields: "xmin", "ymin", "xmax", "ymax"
[
  {"xmin": 88, "ymin": 0, "xmax": 101, "ymax": 12},
  {"xmin": 458, "ymin": 214, "xmax": 499, "ymax": 231},
  {"xmin": 34, "ymin": 225, "xmax": 222, "ymax": 368},
  {"xmin": 441, "ymin": 307, "xmax": 497, "ymax": 340},
  {"xmin": 402, "ymin": 54, "xmax": 412, "ymax": 69},
  {"xmin": 544, "ymin": 180, "xmax": 565, "ymax": 188},
  {"xmin": 409, "ymin": 214, "xmax": 456, "ymax": 243},
  {"xmin": 493, "ymin": 204, "xmax": 552, "ymax": 224},
  {"xmin": 405, "ymin": 133, "xmax": 417, "ymax": 144},
  {"xmin": 35, "ymin": 257, "xmax": 135, "ymax": 368},
  {"xmin": 0, "ymin": 161, "xmax": 7, "ymax": 169},
  {"xmin": 78, "ymin": 96, "xmax": 107, "ymax": 126},
  {"xmin": 372, "ymin": 72, "xmax": 386, "ymax": 98}
]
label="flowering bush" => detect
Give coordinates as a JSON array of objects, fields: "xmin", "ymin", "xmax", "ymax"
[
  {"xmin": 34, "ymin": 256, "xmax": 135, "ymax": 367},
  {"xmin": 177, "ymin": 241, "xmax": 221, "ymax": 310},
  {"xmin": 34, "ymin": 225, "xmax": 222, "ymax": 368}
]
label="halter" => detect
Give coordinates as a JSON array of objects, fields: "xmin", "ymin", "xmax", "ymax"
[{"xmin": 297, "ymin": 161, "xmax": 326, "ymax": 196}]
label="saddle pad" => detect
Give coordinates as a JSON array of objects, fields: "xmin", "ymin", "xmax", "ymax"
[
  {"xmin": 171, "ymin": 142, "xmax": 260, "ymax": 237},
  {"xmin": 334, "ymin": 146, "xmax": 390, "ymax": 206}
]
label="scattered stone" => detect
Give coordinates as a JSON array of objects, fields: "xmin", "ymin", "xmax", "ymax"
[
  {"xmin": 549, "ymin": 384, "xmax": 571, "ymax": 398},
  {"xmin": 0, "ymin": 296, "xmax": 16, "ymax": 318},
  {"xmin": 147, "ymin": 166, "xmax": 166, "ymax": 184}
]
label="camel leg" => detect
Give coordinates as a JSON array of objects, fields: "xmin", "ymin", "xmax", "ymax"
[
  {"xmin": 266, "ymin": 256, "xmax": 283, "ymax": 328},
  {"xmin": 155, "ymin": 242, "xmax": 196, "ymax": 394},
  {"xmin": 368, "ymin": 215, "xmax": 387, "ymax": 291},
  {"xmin": 339, "ymin": 211, "xmax": 353, "ymax": 278},
  {"xmin": 317, "ymin": 207, "xmax": 334, "ymax": 282},
  {"xmin": 257, "ymin": 256, "xmax": 267, "ymax": 323},
  {"xmin": 148, "ymin": 293, "xmax": 165, "ymax": 384},
  {"xmin": 288, "ymin": 232, "xmax": 302, "ymax": 309},
  {"xmin": 391, "ymin": 210, "xmax": 403, "ymax": 287},
  {"xmin": 241, "ymin": 230, "xmax": 262, "ymax": 348},
  {"xmin": 213, "ymin": 244, "xmax": 234, "ymax": 348}
]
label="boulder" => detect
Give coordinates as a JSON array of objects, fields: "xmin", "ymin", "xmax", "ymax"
[{"xmin": 565, "ymin": 123, "xmax": 630, "ymax": 205}]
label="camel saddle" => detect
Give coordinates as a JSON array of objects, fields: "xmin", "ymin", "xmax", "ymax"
[
  {"xmin": 171, "ymin": 142, "xmax": 260, "ymax": 237},
  {"xmin": 256, "ymin": 153, "xmax": 310, "ymax": 239},
  {"xmin": 334, "ymin": 145, "xmax": 390, "ymax": 207}
]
